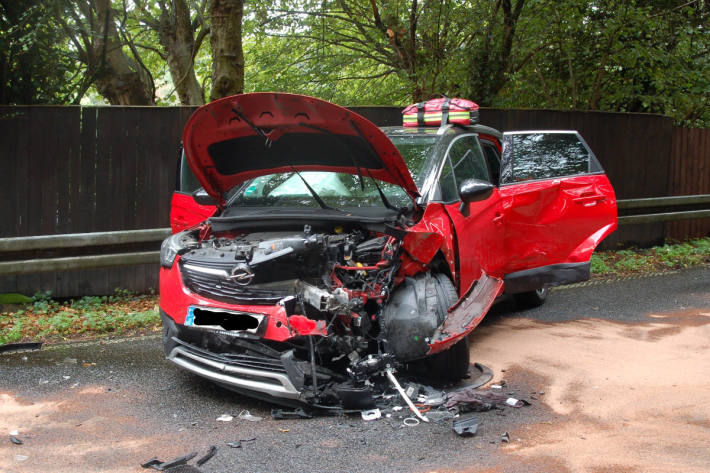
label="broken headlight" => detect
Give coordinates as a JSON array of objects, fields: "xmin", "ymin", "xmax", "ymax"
[{"xmin": 161, "ymin": 232, "xmax": 188, "ymax": 268}]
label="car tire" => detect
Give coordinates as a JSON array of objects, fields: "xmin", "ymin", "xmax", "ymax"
[
  {"xmin": 513, "ymin": 288, "xmax": 548, "ymax": 309},
  {"xmin": 418, "ymin": 274, "xmax": 470, "ymax": 384}
]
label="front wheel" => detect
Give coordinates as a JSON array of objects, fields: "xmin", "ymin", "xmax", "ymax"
[{"xmin": 513, "ymin": 287, "xmax": 548, "ymax": 309}]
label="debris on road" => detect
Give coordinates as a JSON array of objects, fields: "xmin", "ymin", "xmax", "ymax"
[
  {"xmin": 141, "ymin": 451, "xmax": 198, "ymax": 471},
  {"xmin": 14, "ymin": 454, "xmax": 29, "ymax": 462},
  {"xmin": 452, "ymin": 415, "xmax": 479, "ymax": 437},
  {"xmin": 271, "ymin": 407, "xmax": 313, "ymax": 420},
  {"xmin": 361, "ymin": 408, "xmax": 382, "ymax": 421},
  {"xmin": 225, "ymin": 437, "xmax": 256, "ymax": 449},
  {"xmin": 501, "ymin": 432, "xmax": 510, "ymax": 443},
  {"xmin": 237, "ymin": 410, "xmax": 263, "ymax": 422},
  {"xmin": 10, "ymin": 435, "xmax": 23, "ymax": 445},
  {"xmin": 215, "ymin": 414, "xmax": 233, "ymax": 422},
  {"xmin": 195, "ymin": 446, "xmax": 217, "ymax": 466},
  {"xmin": 445, "ymin": 387, "xmax": 530, "ymax": 412}
]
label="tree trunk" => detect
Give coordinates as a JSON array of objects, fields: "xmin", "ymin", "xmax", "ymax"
[
  {"xmin": 158, "ymin": 0, "xmax": 204, "ymax": 105},
  {"xmin": 208, "ymin": 0, "xmax": 244, "ymax": 101},
  {"xmin": 92, "ymin": 0, "xmax": 154, "ymax": 105}
]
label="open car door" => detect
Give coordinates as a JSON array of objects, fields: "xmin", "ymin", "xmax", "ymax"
[
  {"xmin": 170, "ymin": 150, "xmax": 215, "ymax": 233},
  {"xmin": 498, "ymin": 131, "xmax": 617, "ymax": 293}
]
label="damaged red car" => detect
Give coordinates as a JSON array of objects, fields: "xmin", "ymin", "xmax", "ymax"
[{"xmin": 160, "ymin": 93, "xmax": 617, "ymax": 407}]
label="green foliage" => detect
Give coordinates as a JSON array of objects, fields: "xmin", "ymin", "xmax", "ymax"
[
  {"xmin": 591, "ymin": 237, "xmax": 710, "ymax": 277},
  {"xmin": 0, "ymin": 289, "xmax": 160, "ymax": 343},
  {"xmin": 1, "ymin": 0, "xmax": 707, "ymax": 125}
]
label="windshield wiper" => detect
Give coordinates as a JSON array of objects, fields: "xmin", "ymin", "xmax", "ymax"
[
  {"xmin": 367, "ymin": 171, "xmax": 400, "ymax": 213},
  {"xmin": 291, "ymin": 168, "xmax": 342, "ymax": 212}
]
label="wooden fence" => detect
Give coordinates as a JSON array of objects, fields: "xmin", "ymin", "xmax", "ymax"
[
  {"xmin": 0, "ymin": 105, "xmax": 707, "ymax": 296},
  {"xmin": 667, "ymin": 127, "xmax": 710, "ymax": 240}
]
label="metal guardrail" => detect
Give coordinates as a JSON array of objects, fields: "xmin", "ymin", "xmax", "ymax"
[{"xmin": 0, "ymin": 194, "xmax": 707, "ymax": 276}]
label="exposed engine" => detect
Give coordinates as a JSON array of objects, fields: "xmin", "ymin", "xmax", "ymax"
[{"xmin": 178, "ymin": 225, "xmax": 399, "ymax": 358}]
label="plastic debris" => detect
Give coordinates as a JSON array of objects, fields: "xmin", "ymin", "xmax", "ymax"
[
  {"xmin": 361, "ymin": 408, "xmax": 381, "ymax": 421},
  {"xmin": 279, "ymin": 428, "xmax": 290, "ymax": 433},
  {"xmin": 14, "ymin": 455, "xmax": 29, "ymax": 462},
  {"xmin": 10, "ymin": 435, "xmax": 23, "ymax": 445},
  {"xmin": 140, "ymin": 451, "xmax": 197, "ymax": 470},
  {"xmin": 272, "ymin": 407, "xmax": 312, "ymax": 420},
  {"xmin": 501, "ymin": 432, "xmax": 510, "ymax": 443},
  {"xmin": 490, "ymin": 384, "xmax": 502, "ymax": 389},
  {"xmin": 225, "ymin": 438, "xmax": 256, "ymax": 449},
  {"xmin": 452, "ymin": 415, "xmax": 479, "ymax": 437},
  {"xmin": 9, "ymin": 430, "xmax": 18, "ymax": 436},
  {"xmin": 392, "ymin": 406, "xmax": 403, "ymax": 412},
  {"xmin": 216, "ymin": 414, "xmax": 233, "ymax": 422},
  {"xmin": 403, "ymin": 417, "xmax": 420, "ymax": 427},
  {"xmin": 196, "ymin": 446, "xmax": 217, "ymax": 466},
  {"xmin": 237, "ymin": 410, "xmax": 263, "ymax": 422},
  {"xmin": 446, "ymin": 387, "xmax": 530, "ymax": 412}
]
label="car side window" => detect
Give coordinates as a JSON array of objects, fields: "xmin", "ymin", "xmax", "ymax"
[
  {"xmin": 448, "ymin": 136, "xmax": 490, "ymax": 185},
  {"xmin": 501, "ymin": 132, "xmax": 594, "ymax": 184},
  {"xmin": 438, "ymin": 157, "xmax": 458, "ymax": 202},
  {"xmin": 480, "ymin": 142, "xmax": 501, "ymax": 186}
]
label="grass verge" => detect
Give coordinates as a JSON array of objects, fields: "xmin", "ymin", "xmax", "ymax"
[
  {"xmin": 590, "ymin": 237, "xmax": 710, "ymax": 277},
  {"xmin": 0, "ymin": 289, "xmax": 159, "ymax": 345},
  {"xmin": 0, "ymin": 238, "xmax": 708, "ymax": 345}
]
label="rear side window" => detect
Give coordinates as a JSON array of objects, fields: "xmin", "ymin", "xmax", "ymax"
[{"xmin": 501, "ymin": 132, "xmax": 599, "ymax": 184}]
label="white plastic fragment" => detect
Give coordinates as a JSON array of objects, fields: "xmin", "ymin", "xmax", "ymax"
[
  {"xmin": 63, "ymin": 376, "xmax": 71, "ymax": 380},
  {"xmin": 15, "ymin": 455, "xmax": 29, "ymax": 462},
  {"xmin": 216, "ymin": 414, "xmax": 234, "ymax": 422},
  {"xmin": 403, "ymin": 417, "xmax": 419, "ymax": 427},
  {"xmin": 491, "ymin": 384, "xmax": 502, "ymax": 389},
  {"xmin": 237, "ymin": 410, "xmax": 263, "ymax": 422},
  {"xmin": 392, "ymin": 406, "xmax": 403, "ymax": 412},
  {"xmin": 361, "ymin": 409, "xmax": 381, "ymax": 421},
  {"xmin": 10, "ymin": 430, "xmax": 18, "ymax": 436}
]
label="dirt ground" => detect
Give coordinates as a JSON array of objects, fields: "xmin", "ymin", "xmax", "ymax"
[{"xmin": 468, "ymin": 308, "xmax": 710, "ymax": 473}]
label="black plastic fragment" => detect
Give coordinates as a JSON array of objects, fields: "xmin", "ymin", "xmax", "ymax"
[
  {"xmin": 271, "ymin": 407, "xmax": 313, "ymax": 420},
  {"xmin": 140, "ymin": 457, "xmax": 161, "ymax": 469},
  {"xmin": 452, "ymin": 415, "xmax": 479, "ymax": 437},
  {"xmin": 10, "ymin": 435, "xmax": 23, "ymax": 445},
  {"xmin": 141, "ymin": 451, "xmax": 198, "ymax": 471},
  {"xmin": 0, "ymin": 342, "xmax": 43, "ymax": 354},
  {"xmin": 196, "ymin": 446, "xmax": 217, "ymax": 466},
  {"xmin": 335, "ymin": 384, "xmax": 376, "ymax": 410},
  {"xmin": 159, "ymin": 452, "xmax": 198, "ymax": 470}
]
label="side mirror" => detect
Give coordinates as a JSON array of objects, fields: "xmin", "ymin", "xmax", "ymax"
[
  {"xmin": 192, "ymin": 188, "xmax": 216, "ymax": 206},
  {"xmin": 458, "ymin": 179, "xmax": 495, "ymax": 215}
]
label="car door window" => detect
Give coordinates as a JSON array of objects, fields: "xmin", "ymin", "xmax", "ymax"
[
  {"xmin": 438, "ymin": 157, "xmax": 458, "ymax": 202},
  {"xmin": 449, "ymin": 136, "xmax": 490, "ymax": 185},
  {"xmin": 501, "ymin": 132, "xmax": 600, "ymax": 184},
  {"xmin": 480, "ymin": 142, "xmax": 501, "ymax": 186}
]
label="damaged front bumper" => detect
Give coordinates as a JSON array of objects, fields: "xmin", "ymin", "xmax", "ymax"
[{"xmin": 161, "ymin": 310, "xmax": 358, "ymax": 406}]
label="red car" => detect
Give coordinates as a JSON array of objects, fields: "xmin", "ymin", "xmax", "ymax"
[{"xmin": 160, "ymin": 93, "xmax": 616, "ymax": 406}]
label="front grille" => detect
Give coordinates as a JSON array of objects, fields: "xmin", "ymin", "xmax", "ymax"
[
  {"xmin": 173, "ymin": 337, "xmax": 287, "ymax": 374},
  {"xmin": 179, "ymin": 259, "xmax": 290, "ymax": 304}
]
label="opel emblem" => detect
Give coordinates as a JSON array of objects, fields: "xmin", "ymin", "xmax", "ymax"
[{"xmin": 228, "ymin": 263, "xmax": 255, "ymax": 286}]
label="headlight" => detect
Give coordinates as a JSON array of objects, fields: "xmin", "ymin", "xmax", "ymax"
[{"xmin": 161, "ymin": 232, "xmax": 187, "ymax": 268}]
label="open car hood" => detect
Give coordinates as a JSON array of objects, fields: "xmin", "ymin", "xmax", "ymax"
[{"xmin": 183, "ymin": 93, "xmax": 420, "ymax": 206}]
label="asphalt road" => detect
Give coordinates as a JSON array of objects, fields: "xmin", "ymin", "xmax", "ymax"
[{"xmin": 1, "ymin": 266, "xmax": 708, "ymax": 473}]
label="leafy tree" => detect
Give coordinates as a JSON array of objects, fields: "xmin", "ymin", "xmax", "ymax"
[{"xmin": 0, "ymin": 0, "xmax": 81, "ymax": 104}]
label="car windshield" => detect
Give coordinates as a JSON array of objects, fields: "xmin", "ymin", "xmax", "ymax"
[
  {"xmin": 227, "ymin": 133, "xmax": 437, "ymax": 210},
  {"xmin": 228, "ymin": 172, "xmax": 412, "ymax": 209},
  {"xmin": 387, "ymin": 134, "xmax": 437, "ymax": 188}
]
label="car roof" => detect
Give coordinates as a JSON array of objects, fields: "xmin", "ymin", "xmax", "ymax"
[{"xmin": 381, "ymin": 124, "xmax": 503, "ymax": 140}]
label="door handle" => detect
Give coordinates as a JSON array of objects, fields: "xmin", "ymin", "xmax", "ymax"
[{"xmin": 573, "ymin": 195, "xmax": 606, "ymax": 206}]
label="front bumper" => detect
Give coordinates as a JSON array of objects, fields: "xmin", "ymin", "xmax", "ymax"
[{"xmin": 161, "ymin": 310, "xmax": 303, "ymax": 401}]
